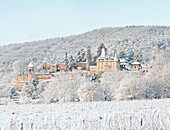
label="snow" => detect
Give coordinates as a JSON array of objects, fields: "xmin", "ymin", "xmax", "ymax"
[
  {"xmin": 101, "ymin": 48, "xmax": 106, "ymax": 58},
  {"xmin": 125, "ymin": 65, "xmax": 131, "ymax": 70},
  {"xmin": 114, "ymin": 53, "xmax": 118, "ymax": 61},
  {"xmin": 120, "ymin": 58, "xmax": 128, "ymax": 63},
  {"xmin": 27, "ymin": 62, "xmax": 34, "ymax": 68},
  {"xmin": 0, "ymin": 99, "xmax": 169, "ymax": 129},
  {"xmin": 131, "ymin": 61, "xmax": 141, "ymax": 65},
  {"xmin": 78, "ymin": 62, "xmax": 86, "ymax": 63},
  {"xmin": 90, "ymin": 66, "xmax": 96, "ymax": 68}
]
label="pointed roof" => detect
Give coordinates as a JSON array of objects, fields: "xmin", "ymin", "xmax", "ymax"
[
  {"xmin": 114, "ymin": 53, "xmax": 118, "ymax": 61},
  {"xmin": 28, "ymin": 62, "xmax": 34, "ymax": 68},
  {"xmin": 101, "ymin": 48, "xmax": 106, "ymax": 58}
]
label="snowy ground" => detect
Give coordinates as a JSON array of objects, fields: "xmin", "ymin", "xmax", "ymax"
[{"xmin": 0, "ymin": 99, "xmax": 170, "ymax": 130}]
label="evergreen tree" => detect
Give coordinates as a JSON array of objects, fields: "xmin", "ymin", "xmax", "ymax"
[
  {"xmin": 97, "ymin": 43, "xmax": 107, "ymax": 57},
  {"xmin": 86, "ymin": 46, "xmax": 91, "ymax": 71},
  {"xmin": 64, "ymin": 52, "xmax": 69, "ymax": 71},
  {"xmin": 136, "ymin": 52, "xmax": 143, "ymax": 62},
  {"xmin": 68, "ymin": 55, "xmax": 74, "ymax": 70}
]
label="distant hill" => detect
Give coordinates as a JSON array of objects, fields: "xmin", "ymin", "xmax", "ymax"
[{"xmin": 0, "ymin": 25, "xmax": 170, "ymax": 78}]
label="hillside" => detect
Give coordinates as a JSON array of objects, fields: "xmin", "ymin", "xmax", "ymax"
[{"xmin": 0, "ymin": 25, "xmax": 170, "ymax": 79}]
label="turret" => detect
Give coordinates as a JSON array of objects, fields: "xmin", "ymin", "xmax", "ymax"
[
  {"xmin": 28, "ymin": 62, "xmax": 34, "ymax": 80},
  {"xmin": 28, "ymin": 62, "xmax": 34, "ymax": 73},
  {"xmin": 101, "ymin": 48, "xmax": 106, "ymax": 58},
  {"xmin": 114, "ymin": 53, "xmax": 120, "ymax": 71},
  {"xmin": 114, "ymin": 53, "xmax": 118, "ymax": 61}
]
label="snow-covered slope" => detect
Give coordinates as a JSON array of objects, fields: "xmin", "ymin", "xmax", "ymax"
[
  {"xmin": 0, "ymin": 99, "xmax": 169, "ymax": 129},
  {"xmin": 0, "ymin": 26, "xmax": 170, "ymax": 75}
]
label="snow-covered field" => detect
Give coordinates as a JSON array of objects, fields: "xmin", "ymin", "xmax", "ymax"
[{"xmin": 0, "ymin": 99, "xmax": 170, "ymax": 130}]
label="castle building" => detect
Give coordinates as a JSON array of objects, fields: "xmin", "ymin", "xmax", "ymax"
[
  {"xmin": 90, "ymin": 48, "xmax": 120, "ymax": 73},
  {"xmin": 15, "ymin": 62, "xmax": 53, "ymax": 89},
  {"xmin": 15, "ymin": 44, "xmax": 144, "ymax": 89},
  {"xmin": 131, "ymin": 61, "xmax": 141, "ymax": 71},
  {"xmin": 41, "ymin": 48, "xmax": 121, "ymax": 74},
  {"xmin": 42, "ymin": 62, "xmax": 65, "ymax": 72},
  {"xmin": 27, "ymin": 62, "xmax": 35, "ymax": 80}
]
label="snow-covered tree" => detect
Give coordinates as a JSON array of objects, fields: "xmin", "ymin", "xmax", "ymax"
[
  {"xmin": 13, "ymin": 60, "xmax": 26, "ymax": 75},
  {"xmin": 19, "ymin": 84, "xmax": 42, "ymax": 104},
  {"xmin": 0, "ymin": 84, "xmax": 16, "ymax": 99},
  {"xmin": 127, "ymin": 51, "xmax": 134, "ymax": 61},
  {"xmin": 63, "ymin": 52, "xmax": 68, "ymax": 71},
  {"xmin": 21, "ymin": 85, "xmax": 38, "ymax": 99},
  {"xmin": 37, "ymin": 64, "xmax": 42, "ymax": 72},
  {"xmin": 135, "ymin": 51, "xmax": 143, "ymax": 62},
  {"xmin": 144, "ymin": 50, "xmax": 170, "ymax": 98},
  {"xmin": 42, "ymin": 72, "xmax": 89, "ymax": 103},
  {"xmin": 118, "ymin": 51, "xmax": 125, "ymax": 59},
  {"xmin": 85, "ymin": 73, "xmax": 100, "ymax": 83},
  {"xmin": 29, "ymin": 73, "xmax": 39, "ymax": 87},
  {"xmin": 100, "ymin": 70, "xmax": 128, "ymax": 100},
  {"xmin": 77, "ymin": 82, "xmax": 105, "ymax": 102},
  {"xmin": 114, "ymin": 78, "xmax": 149, "ymax": 100},
  {"xmin": 68, "ymin": 55, "xmax": 74, "ymax": 70},
  {"xmin": 75, "ymin": 49, "xmax": 86, "ymax": 62},
  {"xmin": 92, "ymin": 55, "xmax": 98, "ymax": 62}
]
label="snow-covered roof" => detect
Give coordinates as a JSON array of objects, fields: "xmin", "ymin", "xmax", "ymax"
[
  {"xmin": 120, "ymin": 58, "xmax": 127, "ymax": 63},
  {"xmin": 41, "ymin": 79, "xmax": 53, "ymax": 82},
  {"xmin": 131, "ymin": 61, "xmax": 141, "ymax": 65},
  {"xmin": 97, "ymin": 56, "xmax": 119, "ymax": 62},
  {"xmin": 28, "ymin": 62, "xmax": 34, "ymax": 68},
  {"xmin": 17, "ymin": 81, "xmax": 29, "ymax": 83},
  {"xmin": 120, "ymin": 63, "xmax": 127, "ymax": 65},
  {"xmin": 90, "ymin": 66, "xmax": 97, "ymax": 68},
  {"xmin": 79, "ymin": 62, "xmax": 87, "ymax": 63},
  {"xmin": 125, "ymin": 65, "xmax": 131, "ymax": 70}
]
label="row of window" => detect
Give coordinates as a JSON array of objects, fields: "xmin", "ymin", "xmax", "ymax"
[
  {"xmin": 90, "ymin": 68, "xmax": 96, "ymax": 71},
  {"xmin": 97, "ymin": 67, "xmax": 112, "ymax": 71},
  {"xmin": 97, "ymin": 62, "xmax": 116, "ymax": 66}
]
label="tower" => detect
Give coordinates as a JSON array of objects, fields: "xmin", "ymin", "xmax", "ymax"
[
  {"xmin": 114, "ymin": 53, "xmax": 120, "ymax": 71},
  {"xmin": 27, "ymin": 62, "xmax": 34, "ymax": 80}
]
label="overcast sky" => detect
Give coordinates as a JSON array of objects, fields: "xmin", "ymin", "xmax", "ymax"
[{"xmin": 0, "ymin": 0, "xmax": 170, "ymax": 45}]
